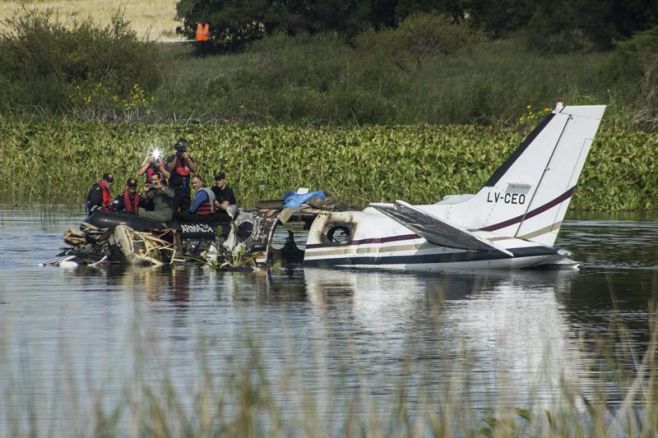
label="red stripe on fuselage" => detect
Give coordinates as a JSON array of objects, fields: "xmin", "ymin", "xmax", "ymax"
[
  {"xmin": 479, "ymin": 186, "xmax": 576, "ymax": 232},
  {"xmin": 306, "ymin": 233, "xmax": 419, "ymax": 250}
]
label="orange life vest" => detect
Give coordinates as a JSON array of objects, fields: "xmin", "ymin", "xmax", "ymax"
[
  {"xmin": 195, "ymin": 23, "xmax": 210, "ymax": 42},
  {"xmin": 99, "ymin": 179, "xmax": 113, "ymax": 211},
  {"xmin": 122, "ymin": 189, "xmax": 140, "ymax": 214}
]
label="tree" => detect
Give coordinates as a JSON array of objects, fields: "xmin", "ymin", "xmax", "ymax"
[
  {"xmin": 525, "ymin": 0, "xmax": 616, "ymax": 52},
  {"xmin": 524, "ymin": 0, "xmax": 658, "ymax": 52},
  {"xmin": 358, "ymin": 13, "xmax": 478, "ymax": 72},
  {"xmin": 395, "ymin": 0, "xmax": 467, "ymax": 24},
  {"xmin": 463, "ymin": 0, "xmax": 535, "ymax": 37},
  {"xmin": 174, "ymin": 0, "xmax": 658, "ymax": 54},
  {"xmin": 286, "ymin": 0, "xmax": 371, "ymax": 37},
  {"xmin": 175, "ymin": 0, "xmax": 470, "ymax": 52},
  {"xmin": 611, "ymin": 0, "xmax": 658, "ymax": 38},
  {"xmin": 176, "ymin": 0, "xmax": 285, "ymax": 51},
  {"xmin": 176, "ymin": 0, "xmax": 371, "ymax": 51}
]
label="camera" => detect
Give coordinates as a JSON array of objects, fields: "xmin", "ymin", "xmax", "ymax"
[
  {"xmin": 174, "ymin": 139, "xmax": 188, "ymax": 158},
  {"xmin": 150, "ymin": 148, "xmax": 163, "ymax": 162}
]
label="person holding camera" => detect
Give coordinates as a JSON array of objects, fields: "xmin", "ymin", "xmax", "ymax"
[
  {"xmin": 138, "ymin": 173, "xmax": 175, "ymax": 223},
  {"xmin": 165, "ymin": 139, "xmax": 197, "ymax": 212},
  {"xmin": 138, "ymin": 150, "xmax": 170, "ymax": 183}
]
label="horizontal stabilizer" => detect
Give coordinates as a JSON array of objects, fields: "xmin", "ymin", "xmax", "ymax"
[{"xmin": 370, "ymin": 201, "xmax": 512, "ymax": 256}]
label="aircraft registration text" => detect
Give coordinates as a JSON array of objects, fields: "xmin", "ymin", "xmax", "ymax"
[{"xmin": 486, "ymin": 192, "xmax": 526, "ymax": 204}]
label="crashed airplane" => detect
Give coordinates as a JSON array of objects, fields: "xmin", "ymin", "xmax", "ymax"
[
  {"xmin": 286, "ymin": 104, "xmax": 606, "ymax": 270},
  {"xmin": 54, "ymin": 104, "xmax": 605, "ymax": 271}
]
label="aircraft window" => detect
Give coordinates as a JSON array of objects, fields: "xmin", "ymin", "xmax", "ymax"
[
  {"xmin": 236, "ymin": 221, "xmax": 254, "ymax": 242},
  {"xmin": 326, "ymin": 225, "xmax": 352, "ymax": 245}
]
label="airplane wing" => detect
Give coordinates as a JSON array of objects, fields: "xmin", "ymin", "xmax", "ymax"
[{"xmin": 370, "ymin": 200, "xmax": 513, "ymax": 256}]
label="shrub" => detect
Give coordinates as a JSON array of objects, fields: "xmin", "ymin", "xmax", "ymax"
[
  {"xmin": 0, "ymin": 9, "xmax": 161, "ymax": 118},
  {"xmin": 357, "ymin": 13, "xmax": 480, "ymax": 72},
  {"xmin": 607, "ymin": 27, "xmax": 658, "ymax": 130}
]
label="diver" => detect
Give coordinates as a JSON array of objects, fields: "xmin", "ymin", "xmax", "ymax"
[
  {"xmin": 112, "ymin": 178, "xmax": 140, "ymax": 214},
  {"xmin": 165, "ymin": 139, "xmax": 196, "ymax": 212},
  {"xmin": 85, "ymin": 173, "xmax": 114, "ymax": 215},
  {"xmin": 138, "ymin": 173, "xmax": 175, "ymax": 223}
]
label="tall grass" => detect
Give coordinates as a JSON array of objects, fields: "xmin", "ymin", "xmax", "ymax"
[
  {"xmin": 0, "ymin": 118, "xmax": 656, "ymax": 211},
  {"xmin": 0, "ymin": 9, "xmax": 162, "ymax": 117},
  {"xmin": 152, "ymin": 34, "xmax": 619, "ymax": 125}
]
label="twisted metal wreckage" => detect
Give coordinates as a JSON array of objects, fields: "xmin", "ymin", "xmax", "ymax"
[
  {"xmin": 49, "ymin": 104, "xmax": 606, "ymax": 271},
  {"xmin": 54, "ymin": 205, "xmax": 316, "ymax": 268}
]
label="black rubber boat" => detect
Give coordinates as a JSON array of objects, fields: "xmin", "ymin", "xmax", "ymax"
[{"xmin": 83, "ymin": 211, "xmax": 231, "ymax": 240}]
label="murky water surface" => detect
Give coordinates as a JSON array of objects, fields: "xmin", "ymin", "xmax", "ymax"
[{"xmin": 1, "ymin": 208, "xmax": 657, "ymax": 432}]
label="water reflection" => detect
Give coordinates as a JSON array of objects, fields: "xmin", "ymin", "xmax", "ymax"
[
  {"xmin": 1, "ymin": 209, "xmax": 658, "ymax": 431},
  {"xmin": 301, "ymin": 268, "xmax": 591, "ymax": 408},
  {"xmin": 47, "ymin": 263, "xmax": 609, "ymax": 409}
]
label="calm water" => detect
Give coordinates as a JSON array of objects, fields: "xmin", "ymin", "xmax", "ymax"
[{"xmin": 1, "ymin": 208, "xmax": 657, "ymax": 433}]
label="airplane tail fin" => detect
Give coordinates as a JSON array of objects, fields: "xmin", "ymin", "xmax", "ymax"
[{"xmin": 460, "ymin": 105, "xmax": 605, "ymax": 246}]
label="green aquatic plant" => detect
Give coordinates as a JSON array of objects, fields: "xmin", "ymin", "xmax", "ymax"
[{"xmin": 0, "ymin": 118, "xmax": 656, "ymax": 211}]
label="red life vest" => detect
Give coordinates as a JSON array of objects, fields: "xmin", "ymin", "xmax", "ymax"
[
  {"xmin": 195, "ymin": 188, "xmax": 215, "ymax": 216},
  {"xmin": 196, "ymin": 201, "xmax": 213, "ymax": 215},
  {"xmin": 122, "ymin": 189, "xmax": 140, "ymax": 214},
  {"xmin": 98, "ymin": 179, "xmax": 113, "ymax": 211},
  {"xmin": 174, "ymin": 158, "xmax": 191, "ymax": 177},
  {"xmin": 145, "ymin": 165, "xmax": 157, "ymax": 182}
]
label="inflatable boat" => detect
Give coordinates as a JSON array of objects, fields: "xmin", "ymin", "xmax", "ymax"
[{"xmin": 83, "ymin": 210, "xmax": 230, "ymax": 240}]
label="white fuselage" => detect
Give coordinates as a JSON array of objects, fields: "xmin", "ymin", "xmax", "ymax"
[{"xmin": 303, "ymin": 209, "xmax": 562, "ymax": 270}]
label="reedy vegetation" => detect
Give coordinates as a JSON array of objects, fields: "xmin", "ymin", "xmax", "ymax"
[
  {"xmin": 148, "ymin": 30, "xmax": 647, "ymax": 126},
  {"xmin": 1, "ymin": 118, "xmax": 656, "ymax": 211}
]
